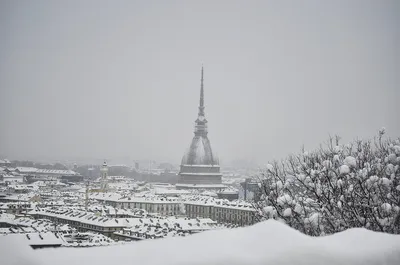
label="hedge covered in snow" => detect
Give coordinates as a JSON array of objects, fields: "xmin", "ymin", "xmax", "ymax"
[{"xmin": 257, "ymin": 128, "xmax": 400, "ymax": 235}]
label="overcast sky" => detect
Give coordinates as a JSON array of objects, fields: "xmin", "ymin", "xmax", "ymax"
[{"xmin": 0, "ymin": 0, "xmax": 399, "ymax": 166}]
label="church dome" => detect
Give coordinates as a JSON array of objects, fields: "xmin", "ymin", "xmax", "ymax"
[{"xmin": 181, "ymin": 135, "xmax": 219, "ymax": 166}]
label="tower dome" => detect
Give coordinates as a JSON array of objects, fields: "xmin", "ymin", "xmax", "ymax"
[
  {"xmin": 181, "ymin": 136, "xmax": 219, "ymax": 165},
  {"xmin": 178, "ymin": 67, "xmax": 222, "ymax": 186}
]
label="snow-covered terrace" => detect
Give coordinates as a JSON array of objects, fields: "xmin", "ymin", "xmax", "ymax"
[{"xmin": 3, "ymin": 220, "xmax": 400, "ymax": 265}]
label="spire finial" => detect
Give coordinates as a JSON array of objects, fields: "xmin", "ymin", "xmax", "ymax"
[
  {"xmin": 200, "ymin": 65, "xmax": 204, "ymax": 108},
  {"xmin": 198, "ymin": 65, "xmax": 205, "ymax": 117}
]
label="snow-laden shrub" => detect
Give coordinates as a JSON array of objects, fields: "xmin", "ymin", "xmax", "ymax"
[
  {"xmin": 344, "ymin": 156, "xmax": 357, "ymax": 168},
  {"xmin": 256, "ymin": 130, "xmax": 400, "ymax": 235}
]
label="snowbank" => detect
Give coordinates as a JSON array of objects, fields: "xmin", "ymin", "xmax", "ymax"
[{"xmin": 1, "ymin": 220, "xmax": 400, "ymax": 265}]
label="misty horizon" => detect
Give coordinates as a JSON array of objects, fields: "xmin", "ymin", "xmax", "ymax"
[{"xmin": 1, "ymin": 0, "xmax": 399, "ymax": 167}]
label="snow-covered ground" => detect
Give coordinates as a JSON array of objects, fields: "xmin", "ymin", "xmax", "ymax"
[{"xmin": 2, "ymin": 220, "xmax": 400, "ymax": 265}]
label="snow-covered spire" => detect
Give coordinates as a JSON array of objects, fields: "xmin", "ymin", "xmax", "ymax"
[
  {"xmin": 195, "ymin": 66, "xmax": 208, "ymax": 136},
  {"xmin": 199, "ymin": 65, "xmax": 205, "ymax": 117}
]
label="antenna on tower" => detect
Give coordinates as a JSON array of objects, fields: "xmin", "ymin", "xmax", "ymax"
[{"xmin": 200, "ymin": 65, "xmax": 204, "ymax": 112}]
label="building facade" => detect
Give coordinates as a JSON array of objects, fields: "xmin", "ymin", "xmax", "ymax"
[
  {"xmin": 91, "ymin": 194, "xmax": 182, "ymax": 216},
  {"xmin": 239, "ymin": 178, "xmax": 261, "ymax": 202},
  {"xmin": 29, "ymin": 208, "xmax": 128, "ymax": 238},
  {"xmin": 184, "ymin": 201, "xmax": 256, "ymax": 226}
]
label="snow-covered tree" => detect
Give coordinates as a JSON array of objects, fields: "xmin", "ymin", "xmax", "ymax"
[{"xmin": 256, "ymin": 129, "xmax": 400, "ymax": 235}]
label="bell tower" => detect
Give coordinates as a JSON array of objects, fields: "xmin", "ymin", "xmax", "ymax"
[{"xmin": 100, "ymin": 160, "xmax": 108, "ymax": 191}]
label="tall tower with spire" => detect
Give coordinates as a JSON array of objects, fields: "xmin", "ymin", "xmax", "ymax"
[
  {"xmin": 100, "ymin": 160, "xmax": 108, "ymax": 192},
  {"xmin": 177, "ymin": 66, "xmax": 222, "ymax": 188},
  {"xmin": 194, "ymin": 66, "xmax": 207, "ymax": 137}
]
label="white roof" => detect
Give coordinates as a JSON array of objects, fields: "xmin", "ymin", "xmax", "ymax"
[
  {"xmin": 16, "ymin": 167, "xmax": 38, "ymax": 173},
  {"xmin": 91, "ymin": 193, "xmax": 181, "ymax": 204},
  {"xmin": 14, "ymin": 167, "xmax": 77, "ymax": 176},
  {"xmin": 0, "ymin": 232, "xmax": 65, "ymax": 246},
  {"xmin": 183, "ymin": 195, "xmax": 255, "ymax": 211},
  {"xmin": 36, "ymin": 169, "xmax": 77, "ymax": 175},
  {"xmin": 0, "ymin": 214, "xmax": 73, "ymax": 234},
  {"xmin": 1, "ymin": 193, "xmax": 39, "ymax": 201},
  {"xmin": 29, "ymin": 208, "xmax": 133, "ymax": 228},
  {"xmin": 175, "ymin": 183, "xmax": 226, "ymax": 188},
  {"xmin": 2, "ymin": 174, "xmax": 24, "ymax": 180},
  {"xmin": 154, "ymin": 189, "xmax": 191, "ymax": 195}
]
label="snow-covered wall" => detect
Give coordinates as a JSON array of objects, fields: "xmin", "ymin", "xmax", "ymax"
[{"xmin": 2, "ymin": 220, "xmax": 400, "ymax": 265}]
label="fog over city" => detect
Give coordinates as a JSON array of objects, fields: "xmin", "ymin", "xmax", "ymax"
[
  {"xmin": 1, "ymin": 0, "xmax": 399, "ymax": 166},
  {"xmin": 1, "ymin": 1, "xmax": 400, "ymax": 265}
]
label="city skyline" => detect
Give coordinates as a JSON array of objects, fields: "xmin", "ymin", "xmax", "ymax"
[
  {"xmin": 0, "ymin": 1, "xmax": 399, "ymax": 264},
  {"xmin": 1, "ymin": 0, "xmax": 399, "ymax": 166}
]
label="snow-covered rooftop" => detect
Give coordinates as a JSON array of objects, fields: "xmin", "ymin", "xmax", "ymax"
[
  {"xmin": 13, "ymin": 167, "xmax": 77, "ymax": 176},
  {"xmin": 175, "ymin": 183, "xmax": 226, "ymax": 189},
  {"xmin": 36, "ymin": 169, "xmax": 77, "ymax": 175},
  {"xmin": 183, "ymin": 195, "xmax": 255, "ymax": 211},
  {"xmin": 90, "ymin": 192, "xmax": 254, "ymax": 211},
  {"xmin": 29, "ymin": 207, "xmax": 133, "ymax": 228},
  {"xmin": 154, "ymin": 189, "xmax": 191, "ymax": 196},
  {"xmin": 1, "ymin": 232, "xmax": 65, "ymax": 248},
  {"xmin": 0, "ymin": 193, "xmax": 39, "ymax": 202},
  {"xmin": 15, "ymin": 167, "xmax": 38, "ymax": 173},
  {"xmin": 91, "ymin": 193, "xmax": 181, "ymax": 204},
  {"xmin": 116, "ymin": 216, "xmax": 221, "ymax": 240},
  {"xmin": 0, "ymin": 214, "xmax": 74, "ymax": 234}
]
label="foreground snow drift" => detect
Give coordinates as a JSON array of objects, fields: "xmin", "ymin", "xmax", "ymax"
[{"xmin": 2, "ymin": 220, "xmax": 400, "ymax": 265}]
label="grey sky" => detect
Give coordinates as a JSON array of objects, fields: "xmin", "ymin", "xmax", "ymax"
[{"xmin": 0, "ymin": 0, "xmax": 399, "ymax": 166}]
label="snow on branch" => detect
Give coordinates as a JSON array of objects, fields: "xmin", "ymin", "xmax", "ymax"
[{"xmin": 256, "ymin": 129, "xmax": 400, "ymax": 236}]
